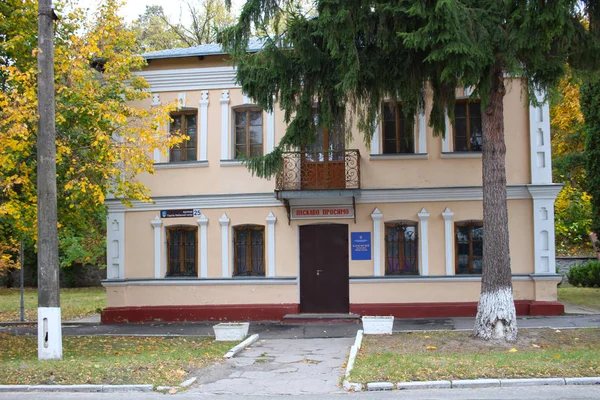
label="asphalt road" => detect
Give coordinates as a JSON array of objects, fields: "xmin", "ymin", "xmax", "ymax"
[{"xmin": 0, "ymin": 385, "xmax": 599, "ymax": 399}]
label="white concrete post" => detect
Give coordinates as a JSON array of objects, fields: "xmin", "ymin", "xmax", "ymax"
[
  {"xmin": 266, "ymin": 212, "xmax": 277, "ymax": 277},
  {"xmin": 417, "ymin": 208, "xmax": 430, "ymax": 276},
  {"xmin": 220, "ymin": 90, "xmax": 230, "ymax": 160},
  {"xmin": 199, "ymin": 90, "xmax": 209, "ymax": 161},
  {"xmin": 219, "ymin": 213, "xmax": 230, "ymax": 278},
  {"xmin": 442, "ymin": 207, "xmax": 455, "ymax": 275},
  {"xmin": 151, "ymin": 216, "xmax": 163, "ymax": 278},
  {"xmin": 371, "ymin": 208, "xmax": 383, "ymax": 276},
  {"xmin": 37, "ymin": 308, "xmax": 62, "ymax": 360},
  {"xmin": 528, "ymin": 187, "xmax": 562, "ymax": 274},
  {"xmin": 197, "ymin": 213, "xmax": 208, "ymax": 278}
]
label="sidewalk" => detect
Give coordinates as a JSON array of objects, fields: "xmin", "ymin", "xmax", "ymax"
[{"xmin": 1, "ymin": 314, "xmax": 599, "ymax": 338}]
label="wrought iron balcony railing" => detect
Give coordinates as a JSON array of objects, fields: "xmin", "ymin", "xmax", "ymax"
[{"xmin": 275, "ymin": 150, "xmax": 361, "ymax": 191}]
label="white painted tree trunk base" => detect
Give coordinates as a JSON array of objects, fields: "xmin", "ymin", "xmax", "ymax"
[
  {"xmin": 474, "ymin": 287, "xmax": 517, "ymax": 342},
  {"xmin": 38, "ymin": 307, "xmax": 63, "ymax": 360}
]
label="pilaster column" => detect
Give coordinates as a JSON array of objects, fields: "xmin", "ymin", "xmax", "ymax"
[
  {"xmin": 417, "ymin": 208, "xmax": 430, "ymax": 276},
  {"xmin": 442, "ymin": 112, "xmax": 451, "ymax": 152},
  {"xmin": 442, "ymin": 207, "xmax": 455, "ymax": 275},
  {"xmin": 266, "ymin": 212, "xmax": 277, "ymax": 277},
  {"xmin": 267, "ymin": 110, "xmax": 275, "ymax": 153},
  {"xmin": 151, "ymin": 216, "xmax": 163, "ymax": 278},
  {"xmin": 106, "ymin": 211, "xmax": 125, "ymax": 279},
  {"xmin": 199, "ymin": 90, "xmax": 209, "ymax": 161},
  {"xmin": 528, "ymin": 186, "xmax": 562, "ymax": 274},
  {"xmin": 220, "ymin": 90, "xmax": 230, "ymax": 160},
  {"xmin": 529, "ymin": 90, "xmax": 552, "ymax": 184},
  {"xmin": 418, "ymin": 109, "xmax": 427, "ymax": 153},
  {"xmin": 219, "ymin": 213, "xmax": 230, "ymax": 278},
  {"xmin": 370, "ymin": 114, "xmax": 380, "ymax": 155},
  {"xmin": 371, "ymin": 208, "xmax": 383, "ymax": 276},
  {"xmin": 197, "ymin": 213, "xmax": 208, "ymax": 278}
]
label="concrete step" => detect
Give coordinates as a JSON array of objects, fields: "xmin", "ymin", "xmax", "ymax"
[{"xmin": 282, "ymin": 313, "xmax": 361, "ymax": 323}]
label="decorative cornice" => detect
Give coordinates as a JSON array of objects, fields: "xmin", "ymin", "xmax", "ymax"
[
  {"xmin": 527, "ymin": 184, "xmax": 563, "ymax": 200},
  {"xmin": 106, "ymin": 193, "xmax": 281, "ymax": 212},
  {"xmin": 105, "ymin": 184, "xmax": 561, "ymax": 212},
  {"xmin": 369, "ymin": 153, "xmax": 428, "ymax": 160},
  {"xmin": 135, "ymin": 67, "xmax": 239, "ymax": 93},
  {"xmin": 349, "ymin": 274, "xmax": 538, "ymax": 283},
  {"xmin": 440, "ymin": 152, "xmax": 482, "ymax": 159}
]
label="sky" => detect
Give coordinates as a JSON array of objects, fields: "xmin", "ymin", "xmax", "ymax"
[{"xmin": 79, "ymin": 0, "xmax": 243, "ymax": 23}]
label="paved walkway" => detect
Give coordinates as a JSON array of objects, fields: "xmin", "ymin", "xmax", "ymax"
[{"xmin": 190, "ymin": 338, "xmax": 353, "ymax": 395}]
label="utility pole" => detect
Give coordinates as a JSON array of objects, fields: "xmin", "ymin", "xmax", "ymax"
[{"xmin": 37, "ymin": 0, "xmax": 62, "ymax": 360}]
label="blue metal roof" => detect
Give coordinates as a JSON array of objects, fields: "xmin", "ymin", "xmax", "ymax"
[{"xmin": 141, "ymin": 38, "xmax": 266, "ymax": 60}]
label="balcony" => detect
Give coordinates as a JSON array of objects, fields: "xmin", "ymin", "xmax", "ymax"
[{"xmin": 275, "ymin": 150, "xmax": 361, "ymax": 192}]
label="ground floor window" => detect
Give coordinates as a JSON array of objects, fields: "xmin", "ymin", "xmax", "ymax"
[
  {"xmin": 455, "ymin": 221, "xmax": 483, "ymax": 274},
  {"xmin": 385, "ymin": 221, "xmax": 419, "ymax": 275},
  {"xmin": 166, "ymin": 226, "xmax": 197, "ymax": 277},
  {"xmin": 233, "ymin": 225, "xmax": 265, "ymax": 276}
]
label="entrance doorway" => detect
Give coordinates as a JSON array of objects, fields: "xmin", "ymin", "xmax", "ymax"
[{"xmin": 299, "ymin": 224, "xmax": 349, "ymax": 313}]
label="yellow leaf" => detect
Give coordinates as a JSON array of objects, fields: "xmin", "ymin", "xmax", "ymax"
[
  {"xmin": 426, "ymin": 346, "xmax": 437, "ymax": 351},
  {"xmin": 555, "ymin": 330, "xmax": 561, "ymax": 333},
  {"xmin": 508, "ymin": 348, "xmax": 518, "ymax": 353},
  {"xmin": 532, "ymin": 344, "xmax": 540, "ymax": 348}
]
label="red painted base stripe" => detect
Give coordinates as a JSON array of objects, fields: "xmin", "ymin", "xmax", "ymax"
[{"xmin": 101, "ymin": 301, "xmax": 564, "ymax": 324}]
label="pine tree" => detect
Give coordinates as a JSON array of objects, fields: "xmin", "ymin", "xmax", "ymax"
[{"xmin": 221, "ymin": 0, "xmax": 599, "ymax": 341}]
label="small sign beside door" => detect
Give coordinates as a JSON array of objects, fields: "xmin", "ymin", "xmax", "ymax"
[
  {"xmin": 160, "ymin": 209, "xmax": 201, "ymax": 218},
  {"xmin": 351, "ymin": 232, "xmax": 371, "ymax": 260},
  {"xmin": 290, "ymin": 205, "xmax": 354, "ymax": 220}
]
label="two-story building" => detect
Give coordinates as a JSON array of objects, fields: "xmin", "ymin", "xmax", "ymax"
[{"xmin": 101, "ymin": 41, "xmax": 564, "ymax": 323}]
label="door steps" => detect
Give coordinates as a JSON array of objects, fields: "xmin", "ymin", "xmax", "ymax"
[{"xmin": 282, "ymin": 313, "xmax": 361, "ymax": 323}]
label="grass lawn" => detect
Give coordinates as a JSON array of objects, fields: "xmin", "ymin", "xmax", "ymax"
[
  {"xmin": 0, "ymin": 334, "xmax": 233, "ymax": 386},
  {"xmin": 0, "ymin": 287, "xmax": 106, "ymax": 322},
  {"xmin": 558, "ymin": 285, "xmax": 600, "ymax": 310},
  {"xmin": 350, "ymin": 328, "xmax": 600, "ymax": 384}
]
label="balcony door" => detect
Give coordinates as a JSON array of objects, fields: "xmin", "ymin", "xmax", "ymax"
[{"xmin": 302, "ymin": 119, "xmax": 345, "ymax": 190}]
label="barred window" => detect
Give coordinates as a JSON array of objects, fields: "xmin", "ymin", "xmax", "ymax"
[
  {"xmin": 385, "ymin": 222, "xmax": 419, "ymax": 275},
  {"xmin": 234, "ymin": 108, "xmax": 263, "ymax": 158},
  {"xmin": 170, "ymin": 112, "xmax": 197, "ymax": 162},
  {"xmin": 233, "ymin": 225, "xmax": 265, "ymax": 277},
  {"xmin": 453, "ymin": 100, "xmax": 482, "ymax": 152},
  {"xmin": 455, "ymin": 221, "xmax": 483, "ymax": 274},
  {"xmin": 166, "ymin": 226, "xmax": 197, "ymax": 277}
]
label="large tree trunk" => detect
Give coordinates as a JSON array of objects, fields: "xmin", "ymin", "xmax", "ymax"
[{"xmin": 474, "ymin": 63, "xmax": 517, "ymax": 342}]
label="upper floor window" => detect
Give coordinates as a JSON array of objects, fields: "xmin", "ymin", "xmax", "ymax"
[
  {"xmin": 170, "ymin": 112, "xmax": 197, "ymax": 162},
  {"xmin": 234, "ymin": 108, "xmax": 263, "ymax": 158},
  {"xmin": 454, "ymin": 100, "xmax": 482, "ymax": 152},
  {"xmin": 385, "ymin": 221, "xmax": 418, "ymax": 275},
  {"xmin": 455, "ymin": 220, "xmax": 483, "ymax": 274},
  {"xmin": 166, "ymin": 226, "xmax": 197, "ymax": 277},
  {"xmin": 233, "ymin": 225, "xmax": 265, "ymax": 277},
  {"xmin": 383, "ymin": 103, "xmax": 414, "ymax": 154}
]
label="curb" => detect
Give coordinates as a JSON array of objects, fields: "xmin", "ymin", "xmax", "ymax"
[
  {"xmin": 342, "ymin": 329, "xmax": 364, "ymax": 391},
  {"xmin": 0, "ymin": 385, "xmax": 153, "ymax": 393},
  {"xmin": 353, "ymin": 377, "xmax": 600, "ymax": 391},
  {"xmin": 224, "ymin": 334, "xmax": 259, "ymax": 358}
]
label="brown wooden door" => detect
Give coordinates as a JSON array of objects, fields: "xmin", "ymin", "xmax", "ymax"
[
  {"xmin": 299, "ymin": 224, "xmax": 349, "ymax": 313},
  {"xmin": 301, "ymin": 124, "xmax": 346, "ymax": 190}
]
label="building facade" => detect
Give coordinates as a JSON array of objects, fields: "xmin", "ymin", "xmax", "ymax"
[{"xmin": 101, "ymin": 44, "xmax": 563, "ymax": 323}]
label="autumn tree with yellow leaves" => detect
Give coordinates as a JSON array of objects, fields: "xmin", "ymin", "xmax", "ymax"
[
  {"xmin": 0, "ymin": 0, "xmax": 183, "ymax": 275},
  {"xmin": 550, "ymin": 72, "xmax": 594, "ymax": 256}
]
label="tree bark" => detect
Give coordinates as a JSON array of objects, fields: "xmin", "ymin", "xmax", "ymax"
[{"xmin": 474, "ymin": 62, "xmax": 517, "ymax": 342}]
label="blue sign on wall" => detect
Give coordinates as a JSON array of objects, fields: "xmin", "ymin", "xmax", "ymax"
[{"xmin": 351, "ymin": 232, "xmax": 372, "ymax": 260}]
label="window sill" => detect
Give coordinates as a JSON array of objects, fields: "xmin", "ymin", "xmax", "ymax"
[
  {"xmin": 220, "ymin": 159, "xmax": 246, "ymax": 167},
  {"xmin": 369, "ymin": 153, "xmax": 428, "ymax": 160},
  {"xmin": 441, "ymin": 152, "xmax": 482, "ymax": 159},
  {"xmin": 102, "ymin": 277, "xmax": 297, "ymax": 286},
  {"xmin": 154, "ymin": 160, "xmax": 209, "ymax": 169}
]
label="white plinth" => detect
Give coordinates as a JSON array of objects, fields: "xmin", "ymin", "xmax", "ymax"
[
  {"xmin": 361, "ymin": 316, "xmax": 394, "ymax": 335},
  {"xmin": 37, "ymin": 307, "xmax": 63, "ymax": 360},
  {"xmin": 213, "ymin": 322, "xmax": 250, "ymax": 341}
]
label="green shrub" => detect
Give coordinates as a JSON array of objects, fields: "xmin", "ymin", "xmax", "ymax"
[{"xmin": 567, "ymin": 261, "xmax": 600, "ymax": 287}]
